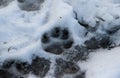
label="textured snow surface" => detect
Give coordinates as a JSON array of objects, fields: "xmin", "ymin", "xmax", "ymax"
[{"xmin": 0, "ymin": 0, "xmax": 120, "ymax": 78}]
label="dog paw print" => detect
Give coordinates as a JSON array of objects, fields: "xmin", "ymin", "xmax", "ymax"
[
  {"xmin": 17, "ymin": 0, "xmax": 45, "ymax": 11},
  {"xmin": 41, "ymin": 27, "xmax": 74, "ymax": 54}
]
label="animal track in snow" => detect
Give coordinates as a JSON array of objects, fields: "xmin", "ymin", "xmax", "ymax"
[{"xmin": 41, "ymin": 26, "xmax": 74, "ymax": 54}]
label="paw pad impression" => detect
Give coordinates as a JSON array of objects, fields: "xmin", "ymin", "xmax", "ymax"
[{"xmin": 41, "ymin": 26, "xmax": 74, "ymax": 54}]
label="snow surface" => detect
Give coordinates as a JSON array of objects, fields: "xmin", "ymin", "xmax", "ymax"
[
  {"xmin": 0, "ymin": 0, "xmax": 120, "ymax": 78},
  {"xmin": 80, "ymin": 47, "xmax": 120, "ymax": 78}
]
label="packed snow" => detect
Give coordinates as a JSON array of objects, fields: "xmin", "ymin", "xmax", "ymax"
[{"xmin": 0, "ymin": 0, "xmax": 120, "ymax": 78}]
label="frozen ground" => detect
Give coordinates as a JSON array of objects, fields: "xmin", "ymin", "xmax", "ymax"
[{"xmin": 0, "ymin": 0, "xmax": 120, "ymax": 78}]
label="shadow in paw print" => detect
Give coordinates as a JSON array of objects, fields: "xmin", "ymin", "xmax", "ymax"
[
  {"xmin": 61, "ymin": 29, "xmax": 69, "ymax": 40},
  {"xmin": 0, "ymin": 69, "xmax": 19, "ymax": 78},
  {"xmin": 2, "ymin": 59, "xmax": 25, "ymax": 78},
  {"xmin": 17, "ymin": 0, "xmax": 25, "ymax": 3},
  {"xmin": 30, "ymin": 57, "xmax": 50, "ymax": 77},
  {"xmin": 15, "ymin": 57, "xmax": 50, "ymax": 78},
  {"xmin": 16, "ymin": 61, "xmax": 31, "ymax": 74},
  {"xmin": 84, "ymin": 35, "xmax": 112, "ymax": 50},
  {"xmin": 63, "ymin": 40, "xmax": 73, "ymax": 49},
  {"xmin": 51, "ymin": 27, "xmax": 61, "ymax": 38},
  {"xmin": 55, "ymin": 58, "xmax": 80, "ymax": 78},
  {"xmin": 75, "ymin": 72, "xmax": 86, "ymax": 78},
  {"xmin": 2, "ymin": 56, "xmax": 51, "ymax": 78},
  {"xmin": 2, "ymin": 59, "xmax": 15, "ymax": 69},
  {"xmin": 44, "ymin": 43, "xmax": 63, "ymax": 54},
  {"xmin": 41, "ymin": 33, "xmax": 50, "ymax": 44},
  {"xmin": 63, "ymin": 45, "xmax": 89, "ymax": 62},
  {"xmin": 84, "ymin": 37, "xmax": 99, "ymax": 49},
  {"xmin": 41, "ymin": 26, "xmax": 74, "ymax": 55}
]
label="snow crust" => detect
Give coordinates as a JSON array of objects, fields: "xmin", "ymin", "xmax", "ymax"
[{"xmin": 0, "ymin": 0, "xmax": 120, "ymax": 78}]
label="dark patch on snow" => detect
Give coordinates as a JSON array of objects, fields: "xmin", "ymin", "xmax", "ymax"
[
  {"xmin": 1, "ymin": 56, "xmax": 51, "ymax": 78},
  {"xmin": 75, "ymin": 72, "xmax": 86, "ymax": 78},
  {"xmin": 55, "ymin": 58, "xmax": 80, "ymax": 78},
  {"xmin": 84, "ymin": 35, "xmax": 112, "ymax": 50},
  {"xmin": 44, "ymin": 43, "xmax": 64, "ymax": 54}
]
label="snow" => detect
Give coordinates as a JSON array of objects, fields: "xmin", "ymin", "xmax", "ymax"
[
  {"xmin": 0, "ymin": 0, "xmax": 120, "ymax": 78},
  {"xmin": 27, "ymin": 74, "xmax": 38, "ymax": 78},
  {"xmin": 79, "ymin": 47, "xmax": 120, "ymax": 78}
]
